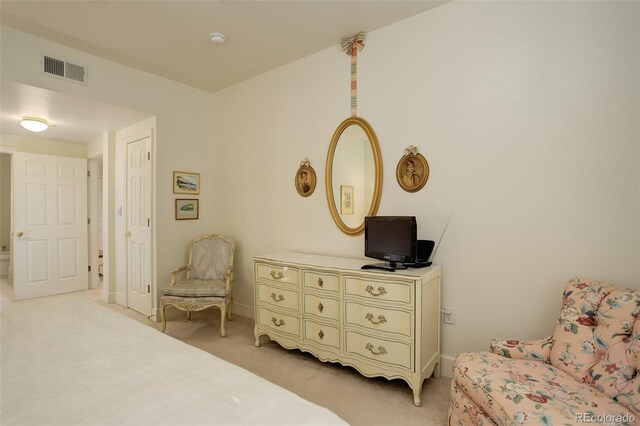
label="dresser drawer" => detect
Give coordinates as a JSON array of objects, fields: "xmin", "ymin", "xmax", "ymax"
[
  {"xmin": 345, "ymin": 302, "xmax": 412, "ymax": 337},
  {"xmin": 257, "ymin": 307, "xmax": 300, "ymax": 338},
  {"xmin": 344, "ymin": 277, "xmax": 412, "ymax": 304},
  {"xmin": 303, "ymin": 271, "xmax": 340, "ymax": 293},
  {"xmin": 304, "ymin": 320, "xmax": 340, "ymax": 350},
  {"xmin": 257, "ymin": 283, "xmax": 299, "ymax": 311},
  {"xmin": 345, "ymin": 331, "xmax": 411, "ymax": 370},
  {"xmin": 303, "ymin": 294, "xmax": 340, "ymax": 321},
  {"xmin": 256, "ymin": 263, "xmax": 299, "ymax": 286}
]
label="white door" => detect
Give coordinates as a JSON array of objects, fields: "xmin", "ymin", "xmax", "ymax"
[
  {"xmin": 13, "ymin": 153, "xmax": 88, "ymax": 300},
  {"xmin": 126, "ymin": 137, "xmax": 152, "ymax": 315}
]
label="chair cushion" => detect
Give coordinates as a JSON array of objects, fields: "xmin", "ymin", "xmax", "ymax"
[
  {"xmin": 161, "ymin": 295, "xmax": 226, "ymax": 305},
  {"xmin": 453, "ymin": 351, "xmax": 636, "ymax": 425},
  {"xmin": 448, "ymin": 379, "xmax": 497, "ymax": 426},
  {"xmin": 190, "ymin": 238, "xmax": 233, "ymax": 280},
  {"xmin": 161, "ymin": 279, "xmax": 227, "ymax": 297}
]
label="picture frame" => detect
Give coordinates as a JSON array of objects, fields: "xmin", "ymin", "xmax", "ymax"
[
  {"xmin": 340, "ymin": 185, "xmax": 354, "ymax": 215},
  {"xmin": 173, "ymin": 171, "xmax": 200, "ymax": 195},
  {"xmin": 396, "ymin": 153, "xmax": 429, "ymax": 193},
  {"xmin": 175, "ymin": 199, "xmax": 199, "ymax": 220},
  {"xmin": 295, "ymin": 164, "xmax": 317, "ymax": 197}
]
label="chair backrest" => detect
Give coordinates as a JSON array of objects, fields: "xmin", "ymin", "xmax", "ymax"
[
  {"xmin": 187, "ymin": 234, "xmax": 236, "ymax": 281},
  {"xmin": 549, "ymin": 277, "xmax": 640, "ymax": 415}
]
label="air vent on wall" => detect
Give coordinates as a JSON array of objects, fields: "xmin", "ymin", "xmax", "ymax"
[{"xmin": 42, "ymin": 55, "xmax": 87, "ymax": 84}]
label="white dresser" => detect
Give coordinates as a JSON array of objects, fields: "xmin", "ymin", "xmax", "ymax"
[{"xmin": 253, "ymin": 252, "xmax": 441, "ymax": 406}]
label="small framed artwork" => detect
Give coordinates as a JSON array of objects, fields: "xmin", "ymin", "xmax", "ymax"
[
  {"xmin": 396, "ymin": 152, "xmax": 429, "ymax": 193},
  {"xmin": 340, "ymin": 185, "xmax": 354, "ymax": 215},
  {"xmin": 173, "ymin": 171, "xmax": 200, "ymax": 195},
  {"xmin": 175, "ymin": 199, "xmax": 199, "ymax": 220},
  {"xmin": 295, "ymin": 161, "xmax": 317, "ymax": 197}
]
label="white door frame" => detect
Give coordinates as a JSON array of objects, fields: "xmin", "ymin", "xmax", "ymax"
[
  {"xmin": 87, "ymin": 159, "xmax": 100, "ymax": 289},
  {"xmin": 121, "ymin": 129, "xmax": 155, "ymax": 317},
  {"xmin": 0, "ymin": 147, "xmax": 15, "ymax": 280}
]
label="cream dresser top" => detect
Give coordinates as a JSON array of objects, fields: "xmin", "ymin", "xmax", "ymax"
[
  {"xmin": 254, "ymin": 251, "xmax": 440, "ymax": 280},
  {"xmin": 254, "ymin": 252, "xmax": 440, "ymax": 279}
]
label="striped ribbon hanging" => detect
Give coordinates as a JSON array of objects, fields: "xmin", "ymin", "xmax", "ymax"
[{"xmin": 340, "ymin": 32, "xmax": 365, "ymax": 117}]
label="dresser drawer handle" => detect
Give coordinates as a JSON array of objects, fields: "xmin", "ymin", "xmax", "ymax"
[
  {"xmin": 270, "ymin": 293, "xmax": 285, "ymax": 302},
  {"xmin": 365, "ymin": 343, "xmax": 387, "ymax": 356},
  {"xmin": 318, "ymin": 302, "xmax": 324, "ymax": 313},
  {"xmin": 365, "ymin": 313, "xmax": 387, "ymax": 325},
  {"xmin": 365, "ymin": 285, "xmax": 387, "ymax": 297},
  {"xmin": 318, "ymin": 330, "xmax": 325, "ymax": 340},
  {"xmin": 271, "ymin": 317, "xmax": 285, "ymax": 327},
  {"xmin": 317, "ymin": 278, "xmax": 324, "ymax": 287},
  {"xmin": 270, "ymin": 271, "xmax": 285, "ymax": 280}
]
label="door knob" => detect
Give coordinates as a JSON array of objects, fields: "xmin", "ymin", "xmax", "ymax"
[
  {"xmin": 16, "ymin": 231, "xmax": 24, "ymax": 237},
  {"xmin": 125, "ymin": 230, "xmax": 132, "ymax": 237}
]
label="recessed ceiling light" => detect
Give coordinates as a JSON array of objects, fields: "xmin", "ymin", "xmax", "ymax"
[
  {"xmin": 20, "ymin": 117, "xmax": 49, "ymax": 132},
  {"xmin": 209, "ymin": 32, "xmax": 225, "ymax": 45}
]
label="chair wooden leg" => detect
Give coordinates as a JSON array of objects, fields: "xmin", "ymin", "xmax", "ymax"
[
  {"xmin": 227, "ymin": 297, "xmax": 233, "ymax": 320},
  {"xmin": 220, "ymin": 304, "xmax": 227, "ymax": 337},
  {"xmin": 160, "ymin": 302, "xmax": 168, "ymax": 333}
]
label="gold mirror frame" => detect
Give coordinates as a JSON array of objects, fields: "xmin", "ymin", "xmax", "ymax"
[{"xmin": 325, "ymin": 117, "xmax": 383, "ymax": 236}]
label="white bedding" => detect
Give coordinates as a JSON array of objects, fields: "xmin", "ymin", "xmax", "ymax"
[{"xmin": 0, "ymin": 294, "xmax": 347, "ymax": 425}]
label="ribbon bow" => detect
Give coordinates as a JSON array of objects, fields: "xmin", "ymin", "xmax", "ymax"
[
  {"xmin": 404, "ymin": 145, "xmax": 418, "ymax": 156},
  {"xmin": 300, "ymin": 158, "xmax": 311, "ymax": 167},
  {"xmin": 340, "ymin": 31, "xmax": 366, "ymax": 56}
]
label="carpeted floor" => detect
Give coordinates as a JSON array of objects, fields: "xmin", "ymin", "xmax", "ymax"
[
  {"xmin": 99, "ymin": 296, "xmax": 451, "ymax": 426},
  {"xmin": 2, "ymin": 280, "xmax": 451, "ymax": 425}
]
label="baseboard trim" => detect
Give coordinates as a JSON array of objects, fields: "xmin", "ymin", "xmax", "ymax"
[
  {"xmin": 232, "ymin": 302, "xmax": 254, "ymax": 320},
  {"xmin": 439, "ymin": 354, "xmax": 455, "ymax": 378},
  {"xmin": 101, "ymin": 290, "xmax": 116, "ymax": 304}
]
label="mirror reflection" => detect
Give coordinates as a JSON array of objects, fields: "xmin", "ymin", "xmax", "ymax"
[{"xmin": 326, "ymin": 117, "xmax": 382, "ymax": 236}]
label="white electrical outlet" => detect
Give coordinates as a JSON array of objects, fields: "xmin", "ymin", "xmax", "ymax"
[{"xmin": 443, "ymin": 307, "xmax": 455, "ymax": 324}]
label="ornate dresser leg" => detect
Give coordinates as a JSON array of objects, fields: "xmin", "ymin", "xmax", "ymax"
[
  {"xmin": 413, "ymin": 387, "xmax": 422, "ymax": 407},
  {"xmin": 254, "ymin": 325, "xmax": 261, "ymax": 347}
]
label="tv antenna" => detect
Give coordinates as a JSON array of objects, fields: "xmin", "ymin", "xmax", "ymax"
[{"xmin": 430, "ymin": 211, "xmax": 453, "ymax": 262}]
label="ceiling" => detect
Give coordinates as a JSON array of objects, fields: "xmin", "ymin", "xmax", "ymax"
[
  {"xmin": 1, "ymin": 80, "xmax": 152, "ymax": 144},
  {"xmin": 0, "ymin": 1, "xmax": 447, "ymax": 144}
]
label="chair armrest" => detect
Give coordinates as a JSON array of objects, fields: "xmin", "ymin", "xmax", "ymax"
[
  {"xmin": 170, "ymin": 265, "xmax": 190, "ymax": 285},
  {"xmin": 490, "ymin": 336, "xmax": 553, "ymax": 362}
]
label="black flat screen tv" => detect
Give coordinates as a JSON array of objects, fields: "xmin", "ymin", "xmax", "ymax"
[{"xmin": 364, "ymin": 216, "xmax": 417, "ymax": 270}]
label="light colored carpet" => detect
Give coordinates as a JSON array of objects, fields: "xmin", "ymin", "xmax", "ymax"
[
  {"xmin": 2, "ymin": 281, "xmax": 451, "ymax": 425},
  {"xmin": 103, "ymin": 299, "xmax": 452, "ymax": 425}
]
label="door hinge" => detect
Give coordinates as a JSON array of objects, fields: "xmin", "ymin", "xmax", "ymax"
[
  {"xmin": 147, "ymin": 285, "xmax": 151, "ymax": 293},
  {"xmin": 147, "ymin": 218, "xmax": 150, "ymax": 227},
  {"xmin": 87, "ymin": 218, "xmax": 91, "ymax": 224},
  {"xmin": 88, "ymin": 265, "xmax": 91, "ymax": 272},
  {"xmin": 147, "ymin": 152, "xmax": 150, "ymax": 160},
  {"xmin": 87, "ymin": 170, "xmax": 91, "ymax": 177}
]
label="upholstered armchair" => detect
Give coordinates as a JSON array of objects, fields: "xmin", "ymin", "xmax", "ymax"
[
  {"xmin": 160, "ymin": 234, "xmax": 236, "ymax": 336},
  {"xmin": 449, "ymin": 277, "xmax": 640, "ymax": 425}
]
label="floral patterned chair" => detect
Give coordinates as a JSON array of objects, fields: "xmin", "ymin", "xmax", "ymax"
[{"xmin": 448, "ymin": 277, "xmax": 640, "ymax": 425}]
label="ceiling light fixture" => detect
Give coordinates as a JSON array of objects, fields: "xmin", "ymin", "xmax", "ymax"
[
  {"xmin": 209, "ymin": 32, "xmax": 225, "ymax": 45},
  {"xmin": 20, "ymin": 117, "xmax": 49, "ymax": 132}
]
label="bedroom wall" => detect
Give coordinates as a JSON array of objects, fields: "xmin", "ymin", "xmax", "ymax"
[
  {"xmin": 211, "ymin": 1, "xmax": 640, "ymax": 374},
  {"xmin": 0, "ymin": 133, "xmax": 87, "ymax": 158},
  {"xmin": 1, "ymin": 27, "xmax": 218, "ymax": 314}
]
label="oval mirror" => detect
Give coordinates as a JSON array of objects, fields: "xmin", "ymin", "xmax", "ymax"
[{"xmin": 326, "ymin": 117, "xmax": 382, "ymax": 236}]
